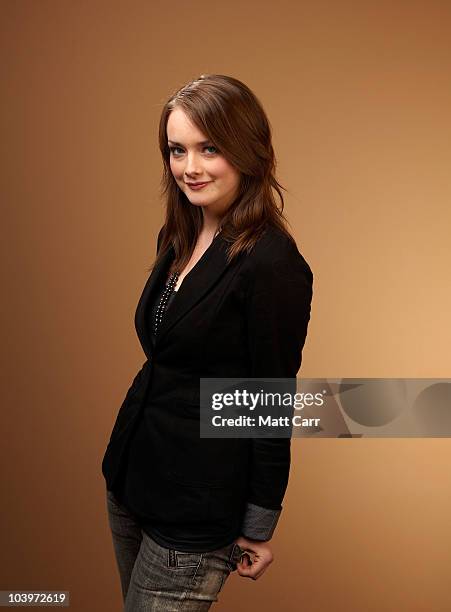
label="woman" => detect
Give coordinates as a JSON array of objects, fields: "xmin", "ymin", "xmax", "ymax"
[{"xmin": 102, "ymin": 74, "xmax": 313, "ymax": 610}]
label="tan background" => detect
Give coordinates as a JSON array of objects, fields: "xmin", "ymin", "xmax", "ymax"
[{"xmin": 1, "ymin": 1, "xmax": 451, "ymax": 610}]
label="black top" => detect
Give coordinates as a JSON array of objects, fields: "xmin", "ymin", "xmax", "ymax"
[
  {"xmin": 109, "ymin": 277, "xmax": 191, "ymax": 548},
  {"xmin": 109, "ymin": 274, "xmax": 247, "ymax": 552},
  {"xmin": 102, "ymin": 226, "xmax": 313, "ymax": 553},
  {"xmin": 108, "ymin": 273, "xmax": 283, "ymax": 552}
]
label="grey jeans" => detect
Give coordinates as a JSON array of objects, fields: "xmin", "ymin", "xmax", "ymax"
[{"xmin": 106, "ymin": 489, "xmax": 244, "ymax": 611}]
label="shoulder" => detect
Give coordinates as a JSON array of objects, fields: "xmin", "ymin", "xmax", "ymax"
[{"xmin": 243, "ymin": 225, "xmax": 313, "ymax": 283}]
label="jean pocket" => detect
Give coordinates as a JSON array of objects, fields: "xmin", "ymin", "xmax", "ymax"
[
  {"xmin": 136, "ymin": 535, "xmax": 202, "ymax": 591},
  {"xmin": 169, "ymin": 549, "xmax": 203, "ymax": 569}
]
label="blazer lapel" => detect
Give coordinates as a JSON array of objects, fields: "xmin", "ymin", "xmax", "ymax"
[
  {"xmin": 134, "ymin": 244, "xmax": 175, "ymax": 359},
  {"xmin": 155, "ymin": 234, "xmax": 232, "ymax": 346}
]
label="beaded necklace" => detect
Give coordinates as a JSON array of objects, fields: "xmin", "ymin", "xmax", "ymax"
[{"xmin": 153, "ymin": 271, "xmax": 179, "ymax": 337}]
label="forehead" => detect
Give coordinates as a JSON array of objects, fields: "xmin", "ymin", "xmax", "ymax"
[{"xmin": 167, "ymin": 108, "xmax": 209, "ymax": 144}]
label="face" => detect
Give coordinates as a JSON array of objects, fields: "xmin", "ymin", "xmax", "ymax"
[{"xmin": 167, "ymin": 107, "xmax": 241, "ymax": 217}]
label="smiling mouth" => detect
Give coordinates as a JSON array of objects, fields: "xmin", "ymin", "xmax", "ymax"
[{"xmin": 185, "ymin": 181, "xmax": 211, "ymax": 190}]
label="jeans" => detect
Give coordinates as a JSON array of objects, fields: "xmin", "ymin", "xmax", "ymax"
[{"xmin": 106, "ymin": 489, "xmax": 244, "ymax": 611}]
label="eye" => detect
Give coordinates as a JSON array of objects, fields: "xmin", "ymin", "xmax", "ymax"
[
  {"xmin": 169, "ymin": 146, "xmax": 184, "ymax": 156},
  {"xmin": 168, "ymin": 145, "xmax": 219, "ymax": 157}
]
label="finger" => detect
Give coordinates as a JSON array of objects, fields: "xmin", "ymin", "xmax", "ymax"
[
  {"xmin": 237, "ymin": 553, "xmax": 251, "ymax": 570},
  {"xmin": 237, "ymin": 554, "xmax": 267, "ymax": 580},
  {"xmin": 236, "ymin": 554, "xmax": 252, "ymax": 576},
  {"xmin": 246, "ymin": 563, "xmax": 266, "ymax": 580},
  {"xmin": 237, "ymin": 563, "xmax": 266, "ymax": 580}
]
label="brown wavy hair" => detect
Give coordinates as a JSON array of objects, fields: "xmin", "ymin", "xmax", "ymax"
[{"xmin": 154, "ymin": 74, "xmax": 296, "ymax": 274}]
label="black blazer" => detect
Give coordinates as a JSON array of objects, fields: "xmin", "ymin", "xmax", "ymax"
[{"xmin": 102, "ymin": 224, "xmax": 313, "ymax": 540}]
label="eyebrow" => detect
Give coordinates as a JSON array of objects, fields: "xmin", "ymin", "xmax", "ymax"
[{"xmin": 167, "ymin": 140, "xmax": 212, "ymax": 146}]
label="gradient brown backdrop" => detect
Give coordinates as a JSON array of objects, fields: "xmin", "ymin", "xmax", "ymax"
[{"xmin": 1, "ymin": 1, "xmax": 450, "ymax": 611}]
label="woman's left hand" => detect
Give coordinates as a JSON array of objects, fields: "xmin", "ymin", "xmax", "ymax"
[{"xmin": 233, "ymin": 536, "xmax": 274, "ymax": 580}]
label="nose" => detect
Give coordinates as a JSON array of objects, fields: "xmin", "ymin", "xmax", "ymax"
[{"xmin": 184, "ymin": 152, "xmax": 203, "ymax": 177}]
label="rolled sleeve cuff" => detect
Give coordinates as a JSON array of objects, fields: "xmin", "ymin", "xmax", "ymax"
[{"xmin": 240, "ymin": 502, "xmax": 282, "ymax": 541}]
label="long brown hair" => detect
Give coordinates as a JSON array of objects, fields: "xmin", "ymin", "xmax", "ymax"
[{"xmin": 153, "ymin": 74, "xmax": 296, "ymax": 274}]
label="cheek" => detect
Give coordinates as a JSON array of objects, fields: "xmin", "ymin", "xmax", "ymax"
[
  {"xmin": 169, "ymin": 159, "xmax": 182, "ymax": 179},
  {"xmin": 224, "ymin": 169, "xmax": 240, "ymax": 192},
  {"xmin": 214, "ymin": 160, "xmax": 240, "ymax": 186}
]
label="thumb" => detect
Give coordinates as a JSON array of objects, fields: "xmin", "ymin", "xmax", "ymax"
[{"xmin": 236, "ymin": 552, "xmax": 255, "ymax": 577}]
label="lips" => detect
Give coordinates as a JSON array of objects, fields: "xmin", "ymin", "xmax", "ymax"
[{"xmin": 185, "ymin": 181, "xmax": 211, "ymax": 190}]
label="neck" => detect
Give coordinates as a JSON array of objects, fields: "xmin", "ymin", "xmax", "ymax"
[{"xmin": 200, "ymin": 207, "xmax": 222, "ymax": 237}]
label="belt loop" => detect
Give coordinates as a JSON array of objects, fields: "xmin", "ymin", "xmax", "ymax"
[
  {"xmin": 168, "ymin": 548, "xmax": 176, "ymax": 567},
  {"xmin": 229, "ymin": 542, "xmax": 243, "ymax": 565}
]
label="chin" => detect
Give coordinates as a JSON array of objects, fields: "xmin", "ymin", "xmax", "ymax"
[{"xmin": 185, "ymin": 196, "xmax": 210, "ymax": 206}]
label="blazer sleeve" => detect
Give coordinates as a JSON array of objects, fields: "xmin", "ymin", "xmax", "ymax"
[{"xmin": 240, "ymin": 240, "xmax": 313, "ymax": 541}]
